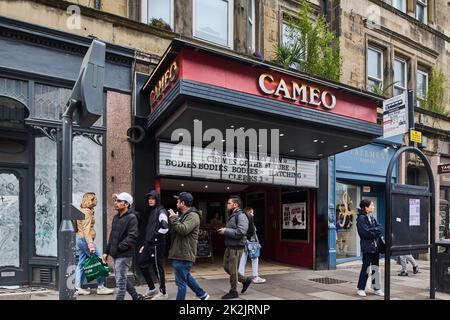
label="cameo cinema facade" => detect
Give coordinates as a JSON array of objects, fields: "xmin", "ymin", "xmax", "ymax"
[{"xmin": 137, "ymin": 39, "xmax": 383, "ymax": 269}]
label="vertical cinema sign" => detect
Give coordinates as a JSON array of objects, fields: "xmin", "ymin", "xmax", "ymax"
[
  {"xmin": 258, "ymin": 73, "xmax": 337, "ymax": 110},
  {"xmin": 150, "ymin": 61, "xmax": 179, "ymax": 106}
]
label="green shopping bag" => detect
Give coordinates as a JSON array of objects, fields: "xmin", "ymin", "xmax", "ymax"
[{"xmin": 82, "ymin": 255, "xmax": 110, "ymax": 282}]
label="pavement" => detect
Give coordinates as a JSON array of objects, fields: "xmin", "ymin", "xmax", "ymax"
[{"xmin": 1, "ymin": 258, "xmax": 449, "ymax": 300}]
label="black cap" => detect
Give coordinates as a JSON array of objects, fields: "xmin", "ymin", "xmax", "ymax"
[{"xmin": 173, "ymin": 192, "xmax": 194, "ymax": 206}]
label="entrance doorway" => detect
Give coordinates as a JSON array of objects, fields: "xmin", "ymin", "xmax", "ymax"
[{"xmin": 0, "ymin": 168, "xmax": 28, "ymax": 285}]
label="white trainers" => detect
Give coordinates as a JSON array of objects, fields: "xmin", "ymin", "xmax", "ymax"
[
  {"xmin": 75, "ymin": 288, "xmax": 91, "ymax": 296},
  {"xmin": 96, "ymin": 286, "xmax": 114, "ymax": 295},
  {"xmin": 373, "ymin": 289, "xmax": 384, "ymax": 296},
  {"xmin": 357, "ymin": 290, "xmax": 366, "ymax": 297},
  {"xmin": 252, "ymin": 276, "xmax": 267, "ymax": 284},
  {"xmin": 144, "ymin": 288, "xmax": 159, "ymax": 300},
  {"xmin": 199, "ymin": 293, "xmax": 210, "ymax": 300},
  {"xmin": 151, "ymin": 292, "xmax": 169, "ymax": 300}
]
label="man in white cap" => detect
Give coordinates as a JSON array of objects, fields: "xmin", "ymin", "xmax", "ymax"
[{"xmin": 103, "ymin": 192, "xmax": 144, "ymax": 300}]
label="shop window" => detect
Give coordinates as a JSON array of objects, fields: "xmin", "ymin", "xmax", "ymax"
[
  {"xmin": 193, "ymin": 0, "xmax": 234, "ymax": 48},
  {"xmin": 0, "ymin": 172, "xmax": 20, "ymax": 268},
  {"xmin": 336, "ymin": 183, "xmax": 360, "ymax": 259},
  {"xmin": 416, "ymin": 69, "xmax": 428, "ymax": 108},
  {"xmin": 416, "ymin": 0, "xmax": 427, "ymax": 24},
  {"xmin": 367, "ymin": 47, "xmax": 383, "ymax": 93},
  {"xmin": 393, "ymin": 57, "xmax": 407, "ymax": 96},
  {"xmin": 34, "ymin": 136, "xmax": 58, "ymax": 257},
  {"xmin": 0, "ymin": 77, "xmax": 28, "ymax": 107},
  {"xmin": 141, "ymin": 0, "xmax": 174, "ymax": 30},
  {"xmin": 33, "ymin": 83, "xmax": 104, "ymax": 126},
  {"xmin": 72, "ymin": 134, "xmax": 104, "ymax": 250},
  {"xmin": 246, "ymin": 0, "xmax": 255, "ymax": 53}
]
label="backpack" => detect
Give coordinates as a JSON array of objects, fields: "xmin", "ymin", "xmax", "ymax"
[{"xmin": 235, "ymin": 211, "xmax": 255, "ymax": 239}]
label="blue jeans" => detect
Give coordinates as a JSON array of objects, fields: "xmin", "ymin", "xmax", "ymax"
[
  {"xmin": 172, "ymin": 260, "xmax": 207, "ymax": 300},
  {"xmin": 75, "ymin": 236, "xmax": 105, "ymax": 288},
  {"xmin": 114, "ymin": 257, "xmax": 139, "ymax": 300}
]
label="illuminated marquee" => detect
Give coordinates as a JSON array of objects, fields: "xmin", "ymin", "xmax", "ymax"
[
  {"xmin": 258, "ymin": 73, "xmax": 337, "ymax": 110},
  {"xmin": 150, "ymin": 61, "xmax": 179, "ymax": 106}
]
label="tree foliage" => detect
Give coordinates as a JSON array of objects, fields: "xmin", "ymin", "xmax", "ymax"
[
  {"xmin": 273, "ymin": 1, "xmax": 342, "ymax": 81},
  {"xmin": 423, "ymin": 68, "xmax": 448, "ymax": 116}
]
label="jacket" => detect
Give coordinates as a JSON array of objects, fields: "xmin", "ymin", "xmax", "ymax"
[
  {"xmin": 105, "ymin": 209, "xmax": 138, "ymax": 258},
  {"xmin": 168, "ymin": 207, "xmax": 201, "ymax": 262},
  {"xmin": 76, "ymin": 207, "xmax": 96, "ymax": 244},
  {"xmin": 224, "ymin": 208, "xmax": 249, "ymax": 249},
  {"xmin": 144, "ymin": 190, "xmax": 169, "ymax": 245},
  {"xmin": 356, "ymin": 211, "xmax": 382, "ymax": 254}
]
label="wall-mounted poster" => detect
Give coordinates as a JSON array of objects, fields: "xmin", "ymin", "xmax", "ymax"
[{"xmin": 282, "ymin": 203, "xmax": 306, "ymax": 230}]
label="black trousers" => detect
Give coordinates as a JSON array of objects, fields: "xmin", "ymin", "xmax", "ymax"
[
  {"xmin": 357, "ymin": 252, "xmax": 380, "ymax": 290},
  {"xmin": 138, "ymin": 242, "xmax": 166, "ymax": 294}
]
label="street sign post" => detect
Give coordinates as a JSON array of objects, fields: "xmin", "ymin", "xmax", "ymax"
[
  {"xmin": 382, "ymin": 92, "xmax": 408, "ymax": 139},
  {"xmin": 59, "ymin": 39, "xmax": 105, "ymax": 300}
]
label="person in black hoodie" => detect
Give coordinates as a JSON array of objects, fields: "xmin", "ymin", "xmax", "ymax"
[
  {"xmin": 102, "ymin": 192, "xmax": 144, "ymax": 300},
  {"xmin": 138, "ymin": 190, "xmax": 169, "ymax": 300}
]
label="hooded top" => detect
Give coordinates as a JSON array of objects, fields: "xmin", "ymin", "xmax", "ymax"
[{"xmin": 144, "ymin": 190, "xmax": 169, "ymax": 245}]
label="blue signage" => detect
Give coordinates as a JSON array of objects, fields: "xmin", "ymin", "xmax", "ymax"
[{"xmin": 336, "ymin": 144, "xmax": 397, "ymax": 179}]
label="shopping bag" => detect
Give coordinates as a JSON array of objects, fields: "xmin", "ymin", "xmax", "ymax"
[
  {"xmin": 82, "ymin": 255, "xmax": 110, "ymax": 282},
  {"xmin": 245, "ymin": 240, "xmax": 261, "ymax": 259}
]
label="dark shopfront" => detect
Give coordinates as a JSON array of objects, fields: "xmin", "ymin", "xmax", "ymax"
[
  {"xmin": 0, "ymin": 18, "xmax": 133, "ymax": 287},
  {"xmin": 136, "ymin": 39, "xmax": 383, "ymax": 270}
]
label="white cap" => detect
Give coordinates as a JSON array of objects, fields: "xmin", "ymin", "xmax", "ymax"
[{"xmin": 113, "ymin": 192, "xmax": 133, "ymax": 206}]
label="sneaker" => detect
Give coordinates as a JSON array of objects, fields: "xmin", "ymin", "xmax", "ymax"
[
  {"xmin": 221, "ymin": 290, "xmax": 239, "ymax": 299},
  {"xmin": 96, "ymin": 286, "xmax": 114, "ymax": 295},
  {"xmin": 413, "ymin": 266, "xmax": 419, "ymax": 274},
  {"xmin": 241, "ymin": 277, "xmax": 252, "ymax": 294},
  {"xmin": 133, "ymin": 293, "xmax": 145, "ymax": 300},
  {"xmin": 398, "ymin": 271, "xmax": 409, "ymax": 276},
  {"xmin": 144, "ymin": 288, "xmax": 159, "ymax": 300},
  {"xmin": 75, "ymin": 288, "xmax": 91, "ymax": 296},
  {"xmin": 151, "ymin": 292, "xmax": 169, "ymax": 300},
  {"xmin": 200, "ymin": 293, "xmax": 210, "ymax": 300},
  {"xmin": 252, "ymin": 276, "xmax": 266, "ymax": 284},
  {"xmin": 357, "ymin": 290, "xmax": 366, "ymax": 297},
  {"xmin": 373, "ymin": 289, "xmax": 384, "ymax": 297}
]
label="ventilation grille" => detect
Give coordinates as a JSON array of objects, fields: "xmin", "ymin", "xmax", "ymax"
[
  {"xmin": 309, "ymin": 277, "xmax": 348, "ymax": 284},
  {"xmin": 39, "ymin": 268, "xmax": 52, "ymax": 284}
]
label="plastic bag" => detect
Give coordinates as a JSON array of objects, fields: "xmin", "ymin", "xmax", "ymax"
[{"xmin": 82, "ymin": 255, "xmax": 110, "ymax": 282}]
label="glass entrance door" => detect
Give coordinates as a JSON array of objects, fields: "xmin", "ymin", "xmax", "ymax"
[{"xmin": 0, "ymin": 169, "xmax": 27, "ymax": 285}]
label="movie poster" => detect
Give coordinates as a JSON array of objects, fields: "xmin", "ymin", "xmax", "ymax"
[{"xmin": 282, "ymin": 202, "xmax": 307, "ymax": 230}]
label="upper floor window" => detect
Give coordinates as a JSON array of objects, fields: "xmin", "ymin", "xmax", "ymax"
[
  {"xmin": 281, "ymin": 20, "xmax": 306, "ymax": 71},
  {"xmin": 416, "ymin": 0, "xmax": 427, "ymax": 24},
  {"xmin": 392, "ymin": 0, "xmax": 406, "ymax": 12},
  {"xmin": 416, "ymin": 69, "xmax": 428, "ymax": 107},
  {"xmin": 246, "ymin": 0, "xmax": 255, "ymax": 52},
  {"xmin": 141, "ymin": 0, "xmax": 174, "ymax": 30},
  {"xmin": 193, "ymin": 0, "xmax": 234, "ymax": 48},
  {"xmin": 393, "ymin": 57, "xmax": 407, "ymax": 96},
  {"xmin": 367, "ymin": 47, "xmax": 383, "ymax": 92}
]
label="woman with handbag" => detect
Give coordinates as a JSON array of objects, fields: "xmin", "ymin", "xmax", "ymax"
[
  {"xmin": 75, "ymin": 192, "xmax": 114, "ymax": 296},
  {"xmin": 238, "ymin": 207, "xmax": 266, "ymax": 284},
  {"xmin": 356, "ymin": 199, "xmax": 384, "ymax": 297}
]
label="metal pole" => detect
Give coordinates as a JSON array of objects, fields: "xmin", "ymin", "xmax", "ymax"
[{"xmin": 59, "ymin": 99, "xmax": 78, "ymax": 300}]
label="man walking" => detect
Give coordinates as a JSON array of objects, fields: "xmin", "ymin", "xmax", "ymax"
[
  {"xmin": 398, "ymin": 254, "xmax": 420, "ymax": 276},
  {"xmin": 168, "ymin": 192, "xmax": 209, "ymax": 300},
  {"xmin": 102, "ymin": 192, "xmax": 144, "ymax": 300},
  {"xmin": 218, "ymin": 195, "xmax": 253, "ymax": 299},
  {"xmin": 138, "ymin": 190, "xmax": 169, "ymax": 300}
]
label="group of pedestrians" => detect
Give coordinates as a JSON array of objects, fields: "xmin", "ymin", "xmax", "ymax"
[{"xmin": 74, "ymin": 190, "xmax": 265, "ymax": 300}]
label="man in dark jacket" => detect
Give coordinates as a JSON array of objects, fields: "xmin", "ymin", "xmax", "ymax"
[
  {"xmin": 138, "ymin": 190, "xmax": 169, "ymax": 300},
  {"xmin": 102, "ymin": 192, "xmax": 143, "ymax": 300},
  {"xmin": 218, "ymin": 195, "xmax": 253, "ymax": 299},
  {"xmin": 168, "ymin": 192, "xmax": 209, "ymax": 300}
]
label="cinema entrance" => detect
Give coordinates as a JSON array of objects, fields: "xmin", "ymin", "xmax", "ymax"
[{"xmin": 135, "ymin": 39, "xmax": 383, "ymax": 269}]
